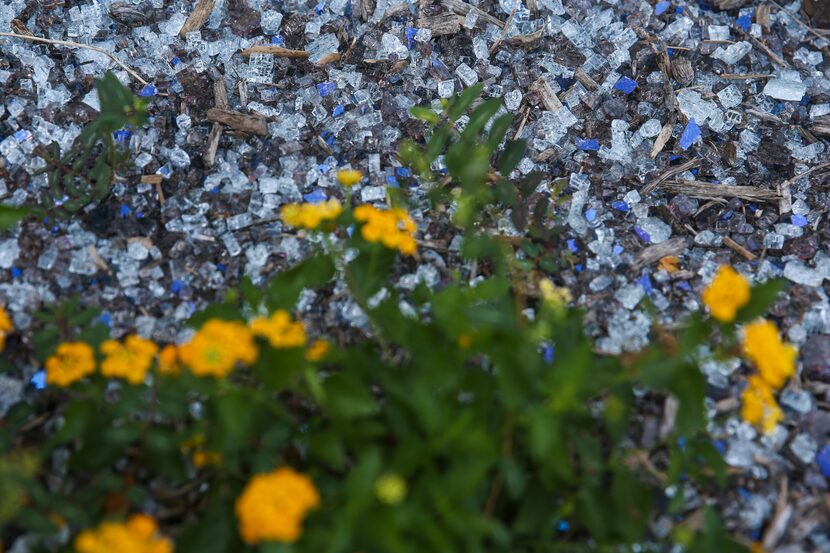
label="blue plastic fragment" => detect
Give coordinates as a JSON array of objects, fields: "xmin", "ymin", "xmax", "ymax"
[
  {"xmin": 674, "ymin": 5, "xmax": 683, "ymax": 13},
  {"xmin": 396, "ymin": 167, "xmax": 411, "ymax": 177},
  {"xmin": 405, "ymin": 26, "xmax": 417, "ymax": 49},
  {"xmin": 679, "ymin": 118, "xmax": 701, "ymax": 150},
  {"xmin": 120, "ymin": 203, "xmax": 132, "ymax": 218},
  {"xmin": 584, "ymin": 208, "xmax": 597, "ymax": 222},
  {"xmin": 11, "ymin": 267, "xmax": 22, "ymax": 278},
  {"xmin": 578, "ymin": 138, "xmax": 600, "ymax": 151},
  {"xmin": 566, "ymin": 239, "xmax": 579, "ymax": 253},
  {"xmin": 316, "ymin": 82, "xmax": 336, "ymax": 97},
  {"xmin": 304, "ymin": 189, "xmax": 327, "ymax": 203},
  {"xmin": 171, "ymin": 56, "xmax": 181, "ymax": 66},
  {"xmin": 171, "ymin": 280, "xmax": 185, "ymax": 294},
  {"xmin": 612, "ymin": 244, "xmax": 624, "ymax": 255},
  {"xmin": 13, "ymin": 129, "xmax": 32, "ymax": 142},
  {"xmin": 677, "ymin": 280, "xmax": 691, "ymax": 291},
  {"xmin": 542, "ymin": 344, "xmax": 554, "ymax": 364},
  {"xmin": 611, "ymin": 200, "xmax": 629, "ymax": 212},
  {"xmin": 816, "ymin": 445, "xmax": 830, "ymax": 477},
  {"xmin": 655, "ymin": 1, "xmax": 670, "ymax": 15},
  {"xmin": 113, "ymin": 129, "xmax": 131, "ymax": 142},
  {"xmin": 314, "ymin": 1, "xmax": 325, "ymax": 13},
  {"xmin": 271, "ymin": 35, "xmax": 285, "ymax": 45},
  {"xmin": 736, "ymin": 14, "xmax": 752, "ymax": 31},
  {"xmin": 216, "ymin": 263, "xmax": 226, "ymax": 273},
  {"xmin": 332, "ymin": 104, "xmax": 345, "ymax": 117},
  {"xmin": 98, "ymin": 312, "xmax": 112, "ymax": 328},
  {"xmin": 771, "ymin": 103, "xmax": 785, "ymax": 115},
  {"xmin": 634, "ymin": 226, "xmax": 651, "ymax": 243},
  {"xmin": 556, "ymin": 520, "xmax": 570, "ymax": 532},
  {"xmin": 713, "ymin": 439, "xmax": 726, "ymax": 455},
  {"xmin": 613, "ymin": 76, "xmax": 638, "ymax": 94},
  {"xmin": 385, "ymin": 175, "xmax": 399, "ymax": 187},
  {"xmin": 138, "ymin": 83, "xmax": 157, "ymax": 97},
  {"xmin": 574, "ymin": 263, "xmax": 583, "ymax": 273},
  {"xmin": 636, "ymin": 272, "xmax": 653, "ymax": 294},
  {"xmin": 722, "ymin": 210, "xmax": 733, "ymax": 221},
  {"xmin": 791, "ymin": 214, "xmax": 808, "ymax": 227},
  {"xmin": 31, "ymin": 370, "xmax": 47, "ymax": 390}
]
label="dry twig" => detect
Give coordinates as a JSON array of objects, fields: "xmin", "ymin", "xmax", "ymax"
[{"xmin": 0, "ymin": 31, "xmax": 148, "ymax": 85}]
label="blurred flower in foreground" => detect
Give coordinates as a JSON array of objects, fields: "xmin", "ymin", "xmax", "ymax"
[{"xmin": 701, "ymin": 265, "xmax": 749, "ymax": 322}]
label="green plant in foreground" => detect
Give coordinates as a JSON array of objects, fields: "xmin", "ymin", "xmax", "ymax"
[
  {"xmin": 34, "ymin": 71, "xmax": 148, "ymax": 216},
  {"xmin": 0, "ymin": 87, "xmax": 780, "ymax": 553}
]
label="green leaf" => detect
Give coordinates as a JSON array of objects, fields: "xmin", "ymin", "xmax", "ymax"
[
  {"xmin": 462, "ymin": 98, "xmax": 502, "ymax": 140},
  {"xmin": 425, "ymin": 126, "xmax": 451, "ymax": 162},
  {"xmin": 448, "ymin": 84, "xmax": 484, "ymax": 120},
  {"xmin": 176, "ymin": 500, "xmax": 236, "ymax": 553},
  {"xmin": 409, "ymin": 105, "xmax": 440, "ymax": 124},
  {"xmin": 265, "ymin": 253, "xmax": 335, "ymax": 311},
  {"xmin": 486, "ymin": 113, "xmax": 514, "ymax": 152},
  {"xmin": 0, "ymin": 205, "xmax": 28, "ymax": 230},
  {"xmin": 498, "ymin": 140, "xmax": 526, "ymax": 175},
  {"xmin": 323, "ymin": 374, "xmax": 378, "ymax": 419},
  {"xmin": 735, "ymin": 278, "xmax": 785, "ymax": 323}
]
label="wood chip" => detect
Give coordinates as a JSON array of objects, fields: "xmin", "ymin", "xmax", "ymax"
[
  {"xmin": 723, "ymin": 236, "xmax": 756, "ymax": 260},
  {"xmin": 574, "ymin": 67, "xmax": 598, "ymax": 91},
  {"xmin": 658, "ymin": 181, "xmax": 782, "ymax": 203},
  {"xmin": 87, "ymin": 244, "xmax": 112, "ymax": 274},
  {"xmin": 756, "ymin": 4, "xmax": 771, "ymax": 30},
  {"xmin": 530, "ymin": 77, "xmax": 562, "ymax": 110},
  {"xmin": 239, "ymin": 45, "xmax": 310, "ymax": 58},
  {"xmin": 179, "ymin": 0, "xmax": 216, "ymax": 38},
  {"xmin": 762, "ymin": 476, "xmax": 792, "ymax": 551},
  {"xmin": 204, "ymin": 123, "xmax": 224, "ymax": 167},
  {"xmin": 507, "ymin": 26, "xmax": 544, "ymax": 46},
  {"xmin": 140, "ymin": 174, "xmax": 163, "ymax": 185},
  {"xmin": 213, "ymin": 79, "xmax": 228, "ymax": 109},
  {"xmin": 633, "ymin": 237, "xmax": 688, "ymax": 270},
  {"xmin": 442, "ymin": 0, "xmax": 504, "ymax": 28},
  {"xmin": 650, "ymin": 121, "xmax": 674, "ymax": 158},
  {"xmin": 642, "ymin": 156, "xmax": 700, "ymax": 195},
  {"xmin": 206, "ymin": 108, "xmax": 268, "ymax": 136}
]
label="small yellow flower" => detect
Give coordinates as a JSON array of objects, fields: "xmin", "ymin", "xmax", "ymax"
[
  {"xmin": 45, "ymin": 342, "xmax": 96, "ymax": 387},
  {"xmin": 457, "ymin": 334, "xmax": 472, "ymax": 349},
  {"xmin": 75, "ymin": 514, "xmax": 173, "ymax": 553},
  {"xmin": 250, "ymin": 310, "xmax": 307, "ymax": 349},
  {"xmin": 353, "ymin": 204, "xmax": 417, "ymax": 255},
  {"xmin": 539, "ymin": 279, "xmax": 572, "ymax": 309},
  {"xmin": 100, "ymin": 335, "xmax": 159, "ymax": 384},
  {"xmin": 178, "ymin": 319, "xmax": 258, "ymax": 378},
  {"xmin": 336, "ymin": 168, "xmax": 363, "ymax": 187},
  {"xmin": 157, "ymin": 344, "xmax": 180, "ymax": 375},
  {"xmin": 742, "ymin": 319, "xmax": 797, "ymax": 390},
  {"xmin": 281, "ymin": 199, "xmax": 342, "ymax": 229},
  {"xmin": 374, "ymin": 473, "xmax": 407, "ymax": 505},
  {"xmin": 0, "ymin": 305, "xmax": 12, "ymax": 351},
  {"xmin": 305, "ymin": 338, "xmax": 331, "ymax": 361},
  {"xmin": 741, "ymin": 375, "xmax": 783, "ymax": 434},
  {"xmin": 701, "ymin": 265, "xmax": 750, "ymax": 322},
  {"xmin": 235, "ymin": 467, "xmax": 320, "ymax": 544},
  {"xmin": 192, "ymin": 450, "xmax": 222, "ymax": 468}
]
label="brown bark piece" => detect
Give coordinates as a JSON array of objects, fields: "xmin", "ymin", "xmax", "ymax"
[{"xmin": 179, "ymin": 0, "xmax": 216, "ymax": 38}]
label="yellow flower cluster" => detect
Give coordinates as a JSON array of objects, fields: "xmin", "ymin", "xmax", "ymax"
[
  {"xmin": 178, "ymin": 319, "xmax": 258, "ymax": 378},
  {"xmin": 0, "ymin": 305, "xmax": 12, "ymax": 351},
  {"xmin": 740, "ymin": 318, "xmax": 797, "ymax": 434},
  {"xmin": 157, "ymin": 344, "xmax": 180, "ymax": 375},
  {"xmin": 741, "ymin": 375, "xmax": 783, "ymax": 434},
  {"xmin": 743, "ymin": 319, "xmax": 797, "ymax": 389},
  {"xmin": 235, "ymin": 467, "xmax": 320, "ymax": 544},
  {"xmin": 701, "ymin": 265, "xmax": 750, "ymax": 322},
  {"xmin": 75, "ymin": 514, "xmax": 173, "ymax": 553},
  {"xmin": 305, "ymin": 338, "xmax": 330, "ymax": 361},
  {"xmin": 250, "ymin": 310, "xmax": 306, "ymax": 348},
  {"xmin": 353, "ymin": 205, "xmax": 417, "ymax": 255},
  {"xmin": 281, "ymin": 199, "xmax": 342, "ymax": 229},
  {"xmin": 45, "ymin": 342, "xmax": 96, "ymax": 387},
  {"xmin": 539, "ymin": 279, "xmax": 572, "ymax": 311},
  {"xmin": 336, "ymin": 168, "xmax": 363, "ymax": 187},
  {"xmin": 100, "ymin": 335, "xmax": 159, "ymax": 385}
]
